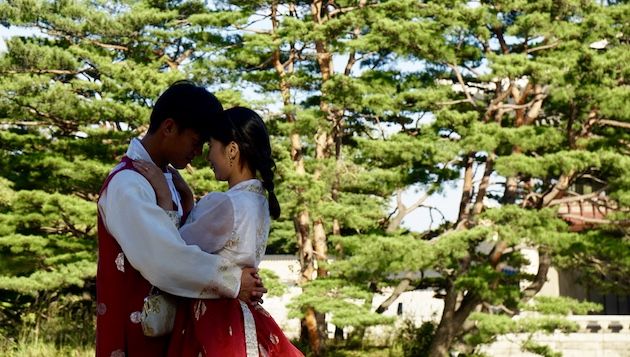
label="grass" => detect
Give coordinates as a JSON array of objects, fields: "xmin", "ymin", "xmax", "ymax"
[
  {"xmin": 0, "ymin": 294, "xmax": 96, "ymax": 357},
  {"xmin": 0, "ymin": 339, "xmax": 94, "ymax": 357}
]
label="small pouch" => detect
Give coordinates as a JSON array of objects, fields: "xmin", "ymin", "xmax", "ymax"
[{"xmin": 141, "ymin": 286, "xmax": 177, "ymax": 337}]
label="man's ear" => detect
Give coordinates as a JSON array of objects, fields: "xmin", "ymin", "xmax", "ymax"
[{"xmin": 161, "ymin": 118, "xmax": 178, "ymax": 136}]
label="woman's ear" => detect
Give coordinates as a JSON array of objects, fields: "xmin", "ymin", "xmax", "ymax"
[{"xmin": 227, "ymin": 141, "xmax": 239, "ymax": 160}]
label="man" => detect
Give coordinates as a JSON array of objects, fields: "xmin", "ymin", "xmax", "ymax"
[{"xmin": 96, "ymin": 81, "xmax": 266, "ymax": 356}]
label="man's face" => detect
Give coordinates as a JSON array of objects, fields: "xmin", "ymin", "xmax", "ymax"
[{"xmin": 166, "ymin": 127, "xmax": 204, "ymax": 169}]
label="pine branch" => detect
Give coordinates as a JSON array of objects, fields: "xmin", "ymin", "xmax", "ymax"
[
  {"xmin": 375, "ymin": 272, "xmax": 416, "ymax": 313},
  {"xmin": 328, "ymin": 5, "xmax": 359, "ymax": 17},
  {"xmin": 513, "ymin": 81, "xmax": 532, "ymax": 125},
  {"xmin": 438, "ymin": 99, "xmax": 473, "ymax": 106},
  {"xmin": 165, "ymin": 48, "xmax": 194, "ymax": 70},
  {"xmin": 471, "ymin": 153, "xmax": 495, "ymax": 216},
  {"xmin": 327, "ymin": 0, "xmax": 378, "ymax": 18},
  {"xmin": 448, "ymin": 64, "xmax": 478, "ymax": 108},
  {"xmin": 0, "ymin": 120, "xmax": 46, "ymax": 126},
  {"xmin": 234, "ymin": 14, "xmax": 272, "ymax": 31},
  {"xmin": 462, "ymin": 64, "xmax": 483, "ymax": 78},
  {"xmin": 425, "ymin": 205, "xmax": 448, "ymax": 228},
  {"xmin": 482, "ymin": 302, "xmax": 516, "ymax": 316},
  {"xmin": 579, "ymin": 109, "xmax": 599, "ymax": 137},
  {"xmin": 2, "ymin": 69, "xmax": 89, "ymax": 75},
  {"xmin": 490, "ymin": 25, "xmax": 510, "ymax": 54},
  {"xmin": 526, "ymin": 41, "xmax": 560, "ymax": 54},
  {"xmin": 39, "ymin": 24, "xmax": 130, "ymax": 52},
  {"xmin": 540, "ymin": 171, "xmax": 575, "ymax": 208},
  {"xmin": 344, "ymin": 26, "xmax": 362, "ymax": 76},
  {"xmin": 8, "ymin": 98, "xmax": 78, "ymax": 133},
  {"xmin": 483, "ymin": 81, "xmax": 513, "ymax": 122},
  {"xmin": 525, "ymin": 85, "xmax": 546, "ymax": 125},
  {"xmin": 598, "ymin": 119, "xmax": 630, "ymax": 130},
  {"xmin": 89, "ymin": 39, "xmax": 128, "ymax": 52},
  {"xmin": 386, "ymin": 188, "xmax": 433, "ymax": 233}
]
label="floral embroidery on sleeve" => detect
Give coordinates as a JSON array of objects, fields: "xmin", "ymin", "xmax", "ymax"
[
  {"xmin": 115, "ymin": 252, "xmax": 125, "ymax": 272},
  {"xmin": 224, "ymin": 230, "xmax": 240, "ymax": 249},
  {"xmin": 110, "ymin": 349, "xmax": 125, "ymax": 357},
  {"xmin": 194, "ymin": 300, "xmax": 207, "ymax": 320}
]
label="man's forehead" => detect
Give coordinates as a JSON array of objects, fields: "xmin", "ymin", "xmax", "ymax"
[{"xmin": 180, "ymin": 128, "xmax": 202, "ymax": 140}]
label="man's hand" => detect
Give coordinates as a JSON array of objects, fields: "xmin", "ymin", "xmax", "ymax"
[{"xmin": 238, "ymin": 267, "xmax": 267, "ymax": 305}]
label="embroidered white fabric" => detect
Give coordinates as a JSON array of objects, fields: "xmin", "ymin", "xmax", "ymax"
[
  {"xmin": 164, "ymin": 210, "xmax": 180, "ymax": 228},
  {"xmin": 180, "ymin": 179, "xmax": 270, "ymax": 269},
  {"xmin": 239, "ymin": 301, "xmax": 258, "ymax": 357}
]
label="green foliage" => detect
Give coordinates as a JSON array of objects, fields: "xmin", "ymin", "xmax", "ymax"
[
  {"xmin": 465, "ymin": 296, "xmax": 601, "ymax": 354},
  {"xmin": 259, "ymin": 269, "xmax": 287, "ymax": 297},
  {"xmin": 288, "ymin": 278, "xmax": 393, "ymax": 328},
  {"xmin": 554, "ymin": 227, "xmax": 630, "ymax": 294},
  {"xmin": 330, "ymin": 234, "xmax": 433, "ymax": 282},
  {"xmin": 525, "ymin": 296, "xmax": 602, "ymax": 316},
  {"xmin": 0, "ymin": 290, "xmax": 95, "ymax": 356},
  {"xmin": 397, "ymin": 320, "xmax": 436, "ymax": 357},
  {"xmin": 521, "ymin": 340, "xmax": 562, "ymax": 357}
]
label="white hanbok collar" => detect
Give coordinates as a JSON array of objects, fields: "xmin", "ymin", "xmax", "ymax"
[
  {"xmin": 126, "ymin": 138, "xmax": 154, "ymax": 163},
  {"xmin": 125, "ymin": 137, "xmax": 181, "ymax": 215},
  {"xmin": 228, "ymin": 179, "xmax": 265, "ymax": 195},
  {"xmin": 125, "ymin": 138, "xmax": 174, "ymax": 178}
]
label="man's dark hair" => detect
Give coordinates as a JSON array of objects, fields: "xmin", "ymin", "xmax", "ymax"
[{"xmin": 148, "ymin": 80, "xmax": 223, "ymax": 140}]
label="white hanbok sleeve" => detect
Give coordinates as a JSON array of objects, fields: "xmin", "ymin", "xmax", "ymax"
[
  {"xmin": 179, "ymin": 192, "xmax": 234, "ymax": 254},
  {"xmin": 99, "ymin": 170, "xmax": 241, "ymax": 299}
]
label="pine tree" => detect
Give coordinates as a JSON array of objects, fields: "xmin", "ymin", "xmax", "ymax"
[
  {"xmin": 313, "ymin": 1, "xmax": 630, "ymax": 355},
  {"xmin": 190, "ymin": 1, "xmax": 461, "ymax": 353},
  {"xmin": 0, "ymin": 0, "xmax": 235, "ymax": 341}
]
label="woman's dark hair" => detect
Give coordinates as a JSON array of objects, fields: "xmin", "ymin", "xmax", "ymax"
[
  {"xmin": 148, "ymin": 80, "xmax": 223, "ymax": 140},
  {"xmin": 212, "ymin": 106, "xmax": 280, "ymax": 219}
]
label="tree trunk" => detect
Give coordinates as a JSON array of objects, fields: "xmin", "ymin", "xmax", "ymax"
[
  {"xmin": 456, "ymin": 154, "xmax": 475, "ymax": 228},
  {"xmin": 471, "ymin": 153, "xmax": 494, "ymax": 216},
  {"xmin": 522, "ymin": 251, "xmax": 552, "ymax": 302},
  {"xmin": 429, "ymin": 288, "xmax": 481, "ymax": 357},
  {"xmin": 428, "ymin": 283, "xmax": 458, "ymax": 357},
  {"xmin": 296, "ymin": 211, "xmax": 315, "ymax": 282},
  {"xmin": 313, "ymin": 219, "xmax": 328, "ymax": 277},
  {"xmin": 501, "ymin": 176, "xmax": 518, "ymax": 204},
  {"xmin": 303, "ymin": 307, "xmax": 323, "ymax": 355},
  {"xmin": 296, "ymin": 3, "xmax": 336, "ymax": 352},
  {"xmin": 271, "ymin": 5, "xmax": 324, "ymax": 350}
]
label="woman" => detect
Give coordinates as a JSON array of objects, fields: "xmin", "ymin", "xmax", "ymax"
[{"xmin": 134, "ymin": 107, "xmax": 303, "ymax": 357}]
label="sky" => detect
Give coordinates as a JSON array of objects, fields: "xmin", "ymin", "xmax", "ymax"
[{"xmin": 0, "ymin": 25, "xmax": 40, "ymax": 53}]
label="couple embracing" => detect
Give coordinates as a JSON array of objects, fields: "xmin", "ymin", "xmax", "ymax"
[{"xmin": 96, "ymin": 81, "xmax": 303, "ymax": 356}]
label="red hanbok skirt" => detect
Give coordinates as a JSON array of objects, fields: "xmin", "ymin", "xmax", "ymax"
[{"xmin": 167, "ymin": 299, "xmax": 304, "ymax": 357}]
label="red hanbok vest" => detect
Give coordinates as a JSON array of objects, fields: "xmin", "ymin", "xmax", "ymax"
[{"xmin": 96, "ymin": 157, "xmax": 170, "ymax": 356}]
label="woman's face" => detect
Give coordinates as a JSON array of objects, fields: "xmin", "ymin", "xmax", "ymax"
[{"xmin": 206, "ymin": 138, "xmax": 231, "ymax": 181}]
